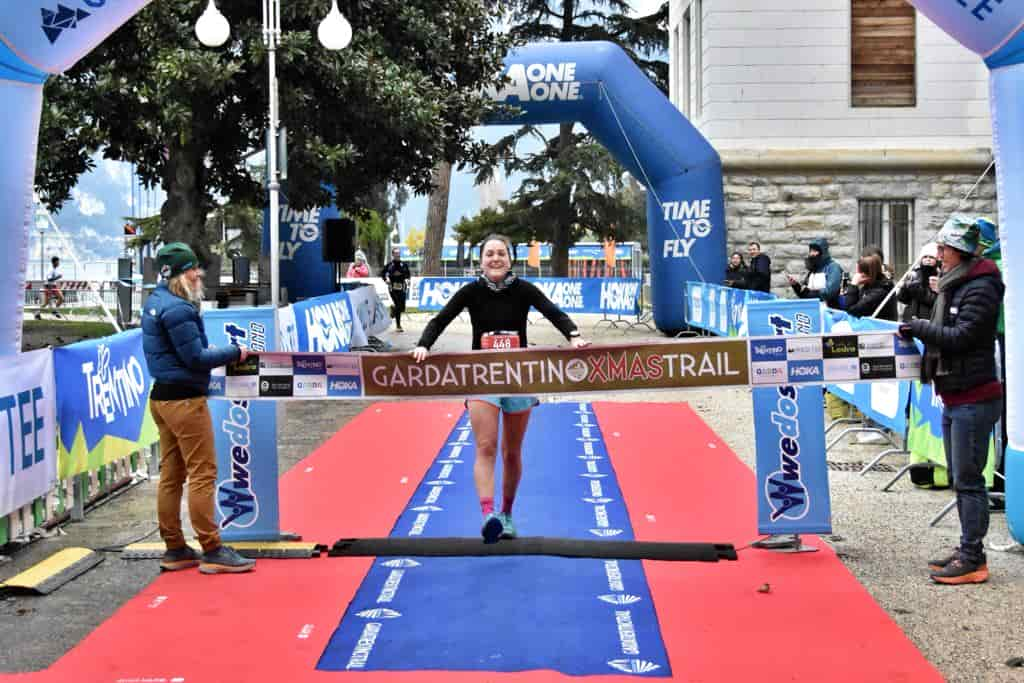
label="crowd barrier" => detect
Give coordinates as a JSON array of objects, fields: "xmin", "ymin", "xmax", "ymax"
[
  {"xmin": 1, "ymin": 331, "xmax": 156, "ymax": 546},
  {"xmin": 683, "ymin": 281, "xmax": 994, "ymax": 486}
]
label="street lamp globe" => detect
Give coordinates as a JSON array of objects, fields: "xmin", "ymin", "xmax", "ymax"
[
  {"xmin": 196, "ymin": 0, "xmax": 230, "ymax": 47},
  {"xmin": 318, "ymin": 0, "xmax": 352, "ymax": 51}
]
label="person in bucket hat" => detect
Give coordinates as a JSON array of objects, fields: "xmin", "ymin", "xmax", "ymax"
[
  {"xmin": 141, "ymin": 243, "xmax": 256, "ymax": 575},
  {"xmin": 899, "ymin": 214, "xmax": 1004, "ymax": 584}
]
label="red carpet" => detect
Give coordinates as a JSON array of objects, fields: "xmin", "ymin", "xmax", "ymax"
[
  {"xmin": 592, "ymin": 401, "xmax": 942, "ymax": 682},
  {"xmin": 2, "ymin": 401, "xmax": 940, "ymax": 682}
]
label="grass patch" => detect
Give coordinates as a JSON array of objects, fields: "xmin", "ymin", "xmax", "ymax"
[{"xmin": 23, "ymin": 320, "xmax": 117, "ymax": 339}]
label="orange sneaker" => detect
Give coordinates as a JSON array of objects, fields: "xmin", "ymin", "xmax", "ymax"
[{"xmin": 930, "ymin": 558, "xmax": 989, "ymax": 585}]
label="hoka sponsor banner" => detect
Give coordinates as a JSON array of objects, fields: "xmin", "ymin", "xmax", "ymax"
[
  {"xmin": 53, "ymin": 329, "xmax": 158, "ymax": 479},
  {"xmin": 318, "ymin": 404, "xmax": 670, "ymax": 675},
  {"xmin": 416, "ymin": 277, "xmax": 641, "ymax": 315},
  {"xmin": 0, "ymin": 349, "xmax": 55, "ymax": 517},
  {"xmin": 292, "ymin": 291, "xmax": 354, "ymax": 353},
  {"xmin": 747, "ymin": 300, "xmax": 832, "ymax": 535},
  {"xmin": 204, "ymin": 307, "xmax": 281, "ymax": 541}
]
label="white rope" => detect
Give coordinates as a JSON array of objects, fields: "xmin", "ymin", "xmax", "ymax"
[{"xmin": 598, "ymin": 82, "xmax": 708, "ymax": 283}]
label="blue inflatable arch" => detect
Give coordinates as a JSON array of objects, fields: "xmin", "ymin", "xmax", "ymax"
[{"xmin": 487, "ymin": 41, "xmax": 725, "ymax": 332}]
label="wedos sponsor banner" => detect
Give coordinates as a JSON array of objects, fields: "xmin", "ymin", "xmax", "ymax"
[
  {"xmin": 53, "ymin": 329, "xmax": 158, "ymax": 479},
  {"xmin": 747, "ymin": 299, "xmax": 832, "ymax": 535},
  {"xmin": 0, "ymin": 349, "xmax": 56, "ymax": 518},
  {"xmin": 204, "ymin": 307, "xmax": 281, "ymax": 541},
  {"xmin": 415, "ymin": 277, "xmax": 641, "ymax": 315},
  {"xmin": 318, "ymin": 403, "xmax": 670, "ymax": 676}
]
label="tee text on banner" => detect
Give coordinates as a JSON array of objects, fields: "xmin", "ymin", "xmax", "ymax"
[
  {"xmin": 203, "ymin": 307, "xmax": 283, "ymax": 541},
  {"xmin": 53, "ymin": 329, "xmax": 158, "ymax": 479},
  {"xmin": 0, "ymin": 349, "xmax": 56, "ymax": 518},
  {"xmin": 747, "ymin": 299, "xmax": 833, "ymax": 536}
]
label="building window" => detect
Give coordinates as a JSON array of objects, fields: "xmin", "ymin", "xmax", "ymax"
[
  {"xmin": 858, "ymin": 199, "xmax": 914, "ymax": 277},
  {"xmin": 851, "ymin": 0, "xmax": 916, "ymax": 107}
]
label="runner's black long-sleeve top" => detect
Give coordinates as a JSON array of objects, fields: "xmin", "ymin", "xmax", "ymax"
[{"xmin": 416, "ymin": 278, "xmax": 579, "ymax": 350}]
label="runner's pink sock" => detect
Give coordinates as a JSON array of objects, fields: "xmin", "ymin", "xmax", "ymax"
[
  {"xmin": 501, "ymin": 495, "xmax": 514, "ymax": 515},
  {"xmin": 480, "ymin": 497, "xmax": 494, "ymax": 516}
]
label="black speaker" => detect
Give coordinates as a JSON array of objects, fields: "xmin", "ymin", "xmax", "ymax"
[{"xmin": 322, "ymin": 218, "xmax": 356, "ymax": 262}]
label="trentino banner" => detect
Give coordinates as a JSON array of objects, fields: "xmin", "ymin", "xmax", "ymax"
[
  {"xmin": 0, "ymin": 349, "xmax": 56, "ymax": 517},
  {"xmin": 53, "ymin": 329, "xmax": 158, "ymax": 479},
  {"xmin": 203, "ymin": 307, "xmax": 282, "ymax": 541},
  {"xmin": 747, "ymin": 299, "xmax": 832, "ymax": 535},
  {"xmin": 416, "ymin": 277, "xmax": 641, "ymax": 315}
]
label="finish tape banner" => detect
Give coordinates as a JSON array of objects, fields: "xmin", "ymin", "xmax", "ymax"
[
  {"xmin": 203, "ymin": 307, "xmax": 282, "ymax": 542},
  {"xmin": 53, "ymin": 329, "xmax": 158, "ymax": 479},
  {"xmin": 0, "ymin": 349, "xmax": 55, "ymax": 518},
  {"xmin": 416, "ymin": 277, "xmax": 641, "ymax": 315},
  {"xmin": 208, "ymin": 332, "xmax": 920, "ymax": 401},
  {"xmin": 748, "ymin": 299, "xmax": 832, "ymax": 536}
]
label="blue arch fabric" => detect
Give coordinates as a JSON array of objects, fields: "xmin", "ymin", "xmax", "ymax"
[{"xmin": 486, "ymin": 42, "xmax": 725, "ymax": 332}]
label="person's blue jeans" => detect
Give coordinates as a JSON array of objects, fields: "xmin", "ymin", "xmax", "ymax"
[{"xmin": 941, "ymin": 398, "xmax": 1002, "ymax": 564}]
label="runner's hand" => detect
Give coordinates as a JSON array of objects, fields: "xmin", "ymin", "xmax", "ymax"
[
  {"xmin": 412, "ymin": 346, "xmax": 428, "ymax": 363},
  {"xmin": 237, "ymin": 345, "xmax": 250, "ymax": 362},
  {"xmin": 571, "ymin": 338, "xmax": 591, "ymax": 349}
]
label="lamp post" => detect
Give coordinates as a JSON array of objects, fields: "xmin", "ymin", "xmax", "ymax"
[{"xmin": 196, "ymin": 0, "xmax": 351, "ymax": 310}]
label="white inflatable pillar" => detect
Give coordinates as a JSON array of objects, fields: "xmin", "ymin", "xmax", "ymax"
[{"xmin": 0, "ymin": 0, "xmax": 153, "ymax": 355}]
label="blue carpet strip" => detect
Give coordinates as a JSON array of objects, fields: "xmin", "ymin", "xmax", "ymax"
[{"xmin": 317, "ymin": 402, "xmax": 671, "ymax": 676}]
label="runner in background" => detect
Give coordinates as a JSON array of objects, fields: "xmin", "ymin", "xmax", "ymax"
[
  {"xmin": 411, "ymin": 234, "xmax": 591, "ymax": 543},
  {"xmin": 37, "ymin": 256, "xmax": 64, "ymax": 320},
  {"xmin": 382, "ymin": 247, "xmax": 411, "ymax": 332}
]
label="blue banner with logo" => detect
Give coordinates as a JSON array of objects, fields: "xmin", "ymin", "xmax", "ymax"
[
  {"xmin": 685, "ymin": 282, "xmax": 776, "ymax": 337},
  {"xmin": 203, "ymin": 307, "xmax": 282, "ymax": 541},
  {"xmin": 394, "ymin": 242, "xmax": 636, "ymax": 262},
  {"xmin": 52, "ymin": 329, "xmax": 159, "ymax": 479},
  {"xmin": 291, "ymin": 291, "xmax": 355, "ymax": 352},
  {"xmin": 416, "ymin": 277, "xmax": 641, "ymax": 315},
  {"xmin": 262, "ymin": 202, "xmax": 339, "ymax": 301},
  {"xmin": 319, "ymin": 404, "xmax": 670, "ymax": 676},
  {"xmin": 747, "ymin": 300, "xmax": 832, "ymax": 535}
]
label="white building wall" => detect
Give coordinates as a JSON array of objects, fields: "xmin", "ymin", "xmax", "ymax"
[{"xmin": 668, "ymin": 0, "xmax": 991, "ymax": 150}]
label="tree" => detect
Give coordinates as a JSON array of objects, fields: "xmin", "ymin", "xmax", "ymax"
[
  {"xmin": 35, "ymin": 0, "xmax": 511, "ymax": 266},
  {"xmin": 405, "ymin": 227, "xmax": 426, "ymax": 256},
  {"xmin": 422, "ymin": 161, "xmax": 452, "ymax": 275},
  {"xmin": 356, "ymin": 209, "xmax": 391, "ymax": 270},
  {"xmin": 477, "ymin": 0, "xmax": 667, "ymax": 275}
]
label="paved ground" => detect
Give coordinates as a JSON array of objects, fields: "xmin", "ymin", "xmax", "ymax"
[{"xmin": 2, "ymin": 311, "xmax": 1023, "ymax": 681}]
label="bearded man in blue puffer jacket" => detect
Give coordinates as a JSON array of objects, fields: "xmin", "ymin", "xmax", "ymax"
[{"xmin": 142, "ymin": 242, "xmax": 256, "ymax": 575}]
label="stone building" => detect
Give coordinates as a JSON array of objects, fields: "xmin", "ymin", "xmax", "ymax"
[{"xmin": 667, "ymin": 0, "xmax": 998, "ymax": 293}]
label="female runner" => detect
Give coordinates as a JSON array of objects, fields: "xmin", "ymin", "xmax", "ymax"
[{"xmin": 412, "ymin": 234, "xmax": 590, "ymax": 542}]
